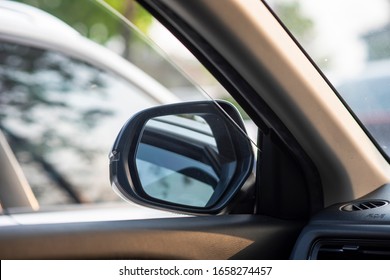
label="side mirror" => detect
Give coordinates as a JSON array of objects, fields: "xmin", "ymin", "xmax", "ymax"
[{"xmin": 109, "ymin": 100, "xmax": 254, "ymax": 215}]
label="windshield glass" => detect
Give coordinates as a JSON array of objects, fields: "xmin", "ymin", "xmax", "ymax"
[{"xmin": 266, "ymin": 0, "xmax": 390, "ymax": 156}]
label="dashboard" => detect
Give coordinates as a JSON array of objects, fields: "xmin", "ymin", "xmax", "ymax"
[{"xmin": 291, "ymin": 184, "xmax": 390, "ymax": 259}]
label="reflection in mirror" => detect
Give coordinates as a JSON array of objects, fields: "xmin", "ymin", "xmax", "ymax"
[{"xmin": 135, "ymin": 114, "xmax": 235, "ymax": 207}]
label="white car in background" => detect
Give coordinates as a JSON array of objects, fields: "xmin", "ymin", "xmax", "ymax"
[{"xmin": 0, "ymin": 0, "xmax": 179, "ymax": 220}]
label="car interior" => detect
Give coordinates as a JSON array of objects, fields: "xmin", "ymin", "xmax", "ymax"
[{"xmin": 1, "ymin": 0, "xmax": 390, "ymax": 260}]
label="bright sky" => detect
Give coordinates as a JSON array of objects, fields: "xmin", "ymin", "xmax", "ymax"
[{"xmin": 278, "ymin": 0, "xmax": 390, "ymax": 81}]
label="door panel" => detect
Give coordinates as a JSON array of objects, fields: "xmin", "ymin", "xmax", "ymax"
[{"xmin": 0, "ymin": 215, "xmax": 302, "ymax": 259}]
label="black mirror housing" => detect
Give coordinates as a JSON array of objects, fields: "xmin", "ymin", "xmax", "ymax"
[{"xmin": 109, "ymin": 100, "xmax": 254, "ymax": 215}]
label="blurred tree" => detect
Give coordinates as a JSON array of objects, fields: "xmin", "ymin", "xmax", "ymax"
[
  {"xmin": 15, "ymin": 0, "xmax": 152, "ymax": 48},
  {"xmin": 104, "ymin": 0, "xmax": 153, "ymax": 33},
  {"xmin": 17, "ymin": 0, "xmax": 115, "ymax": 43},
  {"xmin": 16, "ymin": 0, "xmax": 190, "ymax": 89}
]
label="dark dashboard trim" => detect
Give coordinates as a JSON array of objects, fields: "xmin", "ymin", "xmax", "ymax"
[{"xmin": 291, "ymin": 184, "xmax": 390, "ymax": 259}]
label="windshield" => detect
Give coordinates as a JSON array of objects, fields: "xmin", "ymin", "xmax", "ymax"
[{"xmin": 266, "ymin": 0, "xmax": 390, "ymax": 157}]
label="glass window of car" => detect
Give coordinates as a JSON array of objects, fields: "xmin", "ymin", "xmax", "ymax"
[
  {"xmin": 266, "ymin": 0, "xmax": 390, "ymax": 157},
  {"xmin": 0, "ymin": 0, "xmax": 256, "ymax": 209},
  {"xmin": 0, "ymin": 40, "xmax": 164, "ymax": 205}
]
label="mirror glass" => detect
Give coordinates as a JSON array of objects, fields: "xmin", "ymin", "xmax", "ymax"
[{"xmin": 135, "ymin": 114, "xmax": 236, "ymax": 207}]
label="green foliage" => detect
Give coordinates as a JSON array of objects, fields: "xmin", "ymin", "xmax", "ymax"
[
  {"xmin": 104, "ymin": 0, "xmax": 153, "ymax": 33},
  {"xmin": 16, "ymin": 0, "xmax": 116, "ymax": 43},
  {"xmin": 15, "ymin": 0, "xmax": 153, "ymax": 43}
]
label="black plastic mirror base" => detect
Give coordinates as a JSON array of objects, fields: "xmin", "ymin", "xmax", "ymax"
[{"xmin": 110, "ymin": 100, "xmax": 254, "ymax": 215}]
